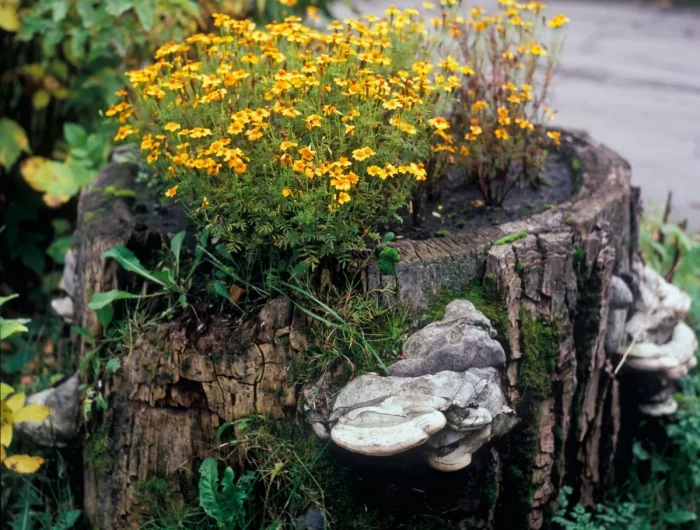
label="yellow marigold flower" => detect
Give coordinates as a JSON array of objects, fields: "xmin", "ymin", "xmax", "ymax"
[
  {"xmin": 383, "ymin": 99, "xmax": 403, "ymax": 110},
  {"xmin": 438, "ymin": 55, "xmax": 459, "ymax": 73},
  {"xmin": 321, "ymin": 104, "xmax": 337, "ymax": 116},
  {"xmin": 164, "ymin": 122, "xmax": 181, "ymax": 132},
  {"xmin": 298, "ymin": 146, "xmax": 315, "ymax": 161},
  {"xmin": 280, "ymin": 141, "xmax": 298, "ymax": 152},
  {"xmin": 507, "ymin": 94, "xmax": 522, "ymax": 104},
  {"xmin": 241, "ymin": 53, "xmax": 259, "ymax": 65},
  {"xmin": 352, "ymin": 147, "xmax": 376, "ymax": 161},
  {"xmin": 282, "ymin": 188, "xmax": 292, "ymax": 197},
  {"xmin": 547, "ymin": 130, "xmax": 562, "ymax": 146},
  {"xmin": 344, "ymin": 125, "xmax": 356, "ymax": 136},
  {"xmin": 114, "ymin": 125, "xmax": 138, "ymax": 141},
  {"xmin": 529, "ymin": 43, "xmax": 547, "ymax": 56},
  {"xmin": 188, "ymin": 128, "xmax": 213, "ymax": 139},
  {"xmin": 337, "ymin": 191, "xmax": 351, "ymax": 205},
  {"xmin": 502, "ymin": 51, "xmax": 515, "ymax": 60},
  {"xmin": 367, "ymin": 165, "xmax": 388, "ymax": 180},
  {"xmin": 459, "ymin": 65, "xmax": 475, "ymax": 76},
  {"xmin": 548, "ymin": 13, "xmax": 570, "ymax": 28},
  {"xmin": 292, "ymin": 160, "xmax": 306, "ymax": 173},
  {"xmin": 471, "ymin": 100, "xmax": 489, "ymax": 111},
  {"xmin": 399, "ymin": 122, "xmax": 417, "ymax": 135},
  {"xmin": 307, "ymin": 6, "xmax": 320, "ymax": 22},
  {"xmin": 470, "ymin": 125, "xmax": 483, "ymax": 136},
  {"xmin": 422, "ymin": 1, "xmax": 435, "ymax": 8},
  {"xmin": 305, "ymin": 114, "xmax": 323, "ymax": 130},
  {"xmin": 427, "ymin": 117, "xmax": 450, "ymax": 130},
  {"xmin": 515, "ymin": 118, "xmax": 535, "ymax": 131},
  {"xmin": 385, "ymin": 5, "xmax": 401, "ymax": 16},
  {"xmin": 201, "ymin": 197, "xmax": 209, "ymax": 207},
  {"xmin": 279, "ymin": 0, "xmax": 297, "ymax": 6},
  {"xmin": 246, "ymin": 128, "xmax": 263, "ymax": 142},
  {"xmin": 165, "ymin": 185, "xmax": 179, "ymax": 198},
  {"xmin": 279, "ymin": 154, "xmax": 293, "ymax": 166},
  {"xmin": 459, "ymin": 146, "xmax": 470, "ymax": 156},
  {"xmin": 115, "ymin": 89, "xmax": 128, "ymax": 97},
  {"xmin": 495, "ymin": 128, "xmax": 509, "ymax": 140}
]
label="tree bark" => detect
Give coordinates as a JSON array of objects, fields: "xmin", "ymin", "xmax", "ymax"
[{"xmin": 73, "ymin": 129, "xmax": 637, "ymax": 529}]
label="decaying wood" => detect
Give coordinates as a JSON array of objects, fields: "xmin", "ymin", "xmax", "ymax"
[
  {"xmin": 75, "ymin": 129, "xmax": 637, "ymax": 529},
  {"xmin": 74, "ymin": 167, "xmax": 301, "ymax": 529},
  {"xmin": 366, "ymin": 130, "xmax": 637, "ymax": 528}
]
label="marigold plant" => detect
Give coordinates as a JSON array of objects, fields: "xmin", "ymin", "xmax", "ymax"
[
  {"xmin": 108, "ymin": 8, "xmax": 461, "ymax": 264},
  {"xmin": 432, "ymin": 0, "xmax": 568, "ymax": 205}
]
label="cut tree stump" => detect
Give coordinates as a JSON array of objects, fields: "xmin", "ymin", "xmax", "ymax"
[{"xmin": 73, "ymin": 129, "xmax": 637, "ymax": 529}]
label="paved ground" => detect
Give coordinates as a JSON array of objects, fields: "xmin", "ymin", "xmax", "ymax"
[{"xmin": 334, "ymin": 0, "xmax": 700, "ymax": 229}]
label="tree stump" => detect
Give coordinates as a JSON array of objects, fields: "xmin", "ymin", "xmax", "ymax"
[{"xmin": 72, "ymin": 129, "xmax": 637, "ymax": 529}]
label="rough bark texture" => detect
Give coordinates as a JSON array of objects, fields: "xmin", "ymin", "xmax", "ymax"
[
  {"xmin": 366, "ymin": 129, "xmax": 636, "ymax": 528},
  {"xmin": 74, "ymin": 167, "xmax": 300, "ymax": 529},
  {"xmin": 75, "ymin": 129, "xmax": 636, "ymax": 529}
]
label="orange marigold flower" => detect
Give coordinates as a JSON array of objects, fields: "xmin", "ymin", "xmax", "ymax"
[
  {"xmin": 279, "ymin": 0, "xmax": 297, "ymax": 6},
  {"xmin": 114, "ymin": 125, "xmax": 138, "ymax": 141},
  {"xmin": 165, "ymin": 185, "xmax": 179, "ymax": 198},
  {"xmin": 547, "ymin": 130, "xmax": 562, "ymax": 146},
  {"xmin": 495, "ymin": 128, "xmax": 509, "ymax": 140},
  {"xmin": 471, "ymin": 100, "xmax": 489, "ymax": 111},
  {"xmin": 282, "ymin": 188, "xmax": 293, "ymax": 197},
  {"xmin": 427, "ymin": 117, "xmax": 450, "ymax": 130},
  {"xmin": 305, "ymin": 114, "xmax": 322, "ymax": 130},
  {"xmin": 298, "ymin": 146, "xmax": 315, "ymax": 161},
  {"xmin": 337, "ymin": 191, "xmax": 351, "ymax": 205},
  {"xmin": 344, "ymin": 125, "xmax": 355, "ymax": 136}
]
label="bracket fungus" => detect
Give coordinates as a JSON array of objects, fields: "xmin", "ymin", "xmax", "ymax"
[
  {"xmin": 614, "ymin": 257, "xmax": 698, "ymax": 416},
  {"xmin": 307, "ymin": 300, "xmax": 516, "ymax": 471}
]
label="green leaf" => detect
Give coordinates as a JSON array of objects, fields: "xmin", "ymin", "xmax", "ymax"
[
  {"xmin": 47, "ymin": 236, "xmax": 73, "ymax": 264},
  {"xmin": 105, "ymin": 357, "xmax": 121, "ymax": 374},
  {"xmin": 382, "ymin": 232, "xmax": 395, "ymax": 244},
  {"xmin": 216, "ymin": 421, "xmax": 234, "ymax": 440},
  {"xmin": 134, "ymin": 0, "xmax": 155, "ymax": 31},
  {"xmin": 51, "ymin": 509, "xmax": 81, "ymax": 530},
  {"xmin": 170, "ymin": 231, "xmax": 186, "ymax": 277},
  {"xmin": 198, "ymin": 458, "xmax": 222, "ymax": 522},
  {"xmin": 76, "ymin": 0, "xmax": 98, "ymax": 25},
  {"xmin": 377, "ymin": 247, "xmax": 400, "ymax": 276},
  {"xmin": 64, "ymin": 123, "xmax": 88, "ymax": 147},
  {"xmin": 214, "ymin": 280, "xmax": 231, "ymax": 302},
  {"xmin": 79, "ymin": 348, "xmax": 99, "ymax": 374},
  {"xmin": 0, "ymin": 294, "xmax": 19, "ymax": 307},
  {"xmin": 71, "ymin": 326, "xmax": 95, "ymax": 341},
  {"xmin": 88, "ymin": 289, "xmax": 142, "ymax": 310},
  {"xmin": 96, "ymin": 393, "xmax": 108, "ymax": 411},
  {"xmin": 0, "ymin": 382, "xmax": 15, "ymax": 400},
  {"xmin": 0, "ymin": 118, "xmax": 31, "ymax": 170},
  {"xmin": 103, "ymin": 246, "xmax": 166, "ymax": 286},
  {"xmin": 96, "ymin": 305, "xmax": 114, "ymax": 328},
  {"xmin": 105, "ymin": 0, "xmax": 134, "ymax": 17},
  {"xmin": 52, "ymin": 218, "xmax": 72, "ymax": 236},
  {"xmin": 661, "ymin": 509, "xmax": 697, "ymax": 525},
  {"xmin": 1, "ymin": 318, "xmax": 31, "ymax": 341},
  {"xmin": 32, "ymin": 90, "xmax": 51, "ymax": 110}
]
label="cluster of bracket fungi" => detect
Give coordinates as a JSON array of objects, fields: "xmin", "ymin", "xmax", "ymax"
[
  {"xmin": 302, "ymin": 300, "xmax": 517, "ymax": 471},
  {"xmin": 606, "ymin": 256, "xmax": 698, "ymax": 416}
]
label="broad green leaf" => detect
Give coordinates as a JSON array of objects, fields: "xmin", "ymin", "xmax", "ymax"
[
  {"xmin": 0, "ymin": 118, "xmax": 30, "ymax": 170},
  {"xmin": 47, "ymin": 235, "xmax": 72, "ymax": 264},
  {"xmin": 106, "ymin": 357, "xmax": 121, "ymax": 374},
  {"xmin": 105, "ymin": 0, "xmax": 134, "ymax": 17},
  {"xmin": 216, "ymin": 421, "xmax": 234, "ymax": 440},
  {"xmin": 1, "ymin": 318, "xmax": 30, "ymax": 341},
  {"xmin": 134, "ymin": 0, "xmax": 155, "ymax": 31},
  {"xmin": 51, "ymin": 509, "xmax": 82, "ymax": 530},
  {"xmin": 214, "ymin": 280, "xmax": 231, "ymax": 302},
  {"xmin": 103, "ymin": 246, "xmax": 165, "ymax": 286},
  {"xmin": 198, "ymin": 458, "xmax": 222, "ymax": 522},
  {"xmin": 64, "ymin": 123, "xmax": 88, "ymax": 147},
  {"xmin": 76, "ymin": 0, "xmax": 98, "ymax": 25},
  {"xmin": 661, "ymin": 509, "xmax": 697, "ymax": 524},
  {"xmin": 382, "ymin": 232, "xmax": 396, "ymax": 244},
  {"xmin": 170, "ymin": 231, "xmax": 186, "ymax": 276},
  {"xmin": 88, "ymin": 289, "xmax": 142, "ymax": 310},
  {"xmin": 96, "ymin": 305, "xmax": 114, "ymax": 328}
]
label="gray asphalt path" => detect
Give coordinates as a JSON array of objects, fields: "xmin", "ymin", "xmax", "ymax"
[{"xmin": 333, "ymin": 0, "xmax": 700, "ymax": 229}]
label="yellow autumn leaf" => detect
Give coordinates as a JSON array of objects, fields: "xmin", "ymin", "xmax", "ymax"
[
  {"xmin": 5, "ymin": 392, "xmax": 25, "ymax": 412},
  {"xmin": 0, "ymin": 383, "xmax": 14, "ymax": 400},
  {"xmin": 13, "ymin": 404, "xmax": 50, "ymax": 423},
  {"xmin": 0, "ymin": 118, "xmax": 30, "ymax": 170},
  {"xmin": 32, "ymin": 89, "xmax": 51, "ymax": 110},
  {"xmin": 20, "ymin": 156, "xmax": 49, "ymax": 192},
  {"xmin": 0, "ymin": 3, "xmax": 20, "ymax": 33},
  {"xmin": 0, "ymin": 424, "xmax": 11, "ymax": 447},
  {"xmin": 3, "ymin": 454, "xmax": 45, "ymax": 473}
]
